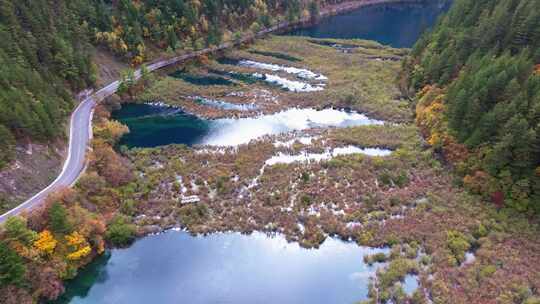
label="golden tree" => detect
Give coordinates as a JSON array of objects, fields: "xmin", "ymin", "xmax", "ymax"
[{"xmin": 34, "ymin": 230, "xmax": 57, "ymax": 256}]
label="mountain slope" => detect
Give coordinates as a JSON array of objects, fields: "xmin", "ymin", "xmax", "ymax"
[{"xmin": 403, "ymin": 0, "xmax": 540, "ymax": 213}]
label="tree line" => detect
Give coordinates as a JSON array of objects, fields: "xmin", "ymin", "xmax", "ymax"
[
  {"xmin": 403, "ymin": 0, "xmax": 540, "ymax": 213},
  {"xmin": 0, "ymin": 0, "xmax": 332, "ymax": 169}
]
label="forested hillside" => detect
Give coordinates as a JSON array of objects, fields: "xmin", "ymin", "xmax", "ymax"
[
  {"xmin": 0, "ymin": 0, "xmax": 97, "ymax": 167},
  {"xmin": 403, "ymin": 0, "xmax": 540, "ymax": 213},
  {"xmin": 0, "ymin": 0, "xmax": 324, "ymax": 169}
]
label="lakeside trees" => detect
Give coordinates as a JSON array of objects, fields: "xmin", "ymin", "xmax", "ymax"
[
  {"xmin": 0, "ymin": 0, "xmax": 325, "ymax": 170},
  {"xmin": 403, "ymin": 0, "xmax": 540, "ymax": 213}
]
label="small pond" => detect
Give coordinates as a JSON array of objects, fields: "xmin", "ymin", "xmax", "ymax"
[
  {"xmin": 54, "ymin": 231, "xmax": 388, "ymax": 304},
  {"xmin": 286, "ymin": 1, "xmax": 451, "ymax": 48},
  {"xmin": 112, "ymin": 103, "xmax": 383, "ymax": 148}
]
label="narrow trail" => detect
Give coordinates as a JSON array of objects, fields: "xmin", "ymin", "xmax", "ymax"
[{"xmin": 0, "ymin": 0, "xmax": 426, "ymax": 222}]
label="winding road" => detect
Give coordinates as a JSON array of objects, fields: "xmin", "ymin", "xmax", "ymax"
[{"xmin": 0, "ymin": 0, "xmax": 426, "ymax": 223}]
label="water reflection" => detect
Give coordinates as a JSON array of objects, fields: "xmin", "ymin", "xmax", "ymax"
[
  {"xmin": 287, "ymin": 2, "xmax": 451, "ymax": 48},
  {"xmin": 55, "ymin": 231, "xmax": 388, "ymax": 304},
  {"xmin": 113, "ymin": 104, "xmax": 384, "ymax": 148}
]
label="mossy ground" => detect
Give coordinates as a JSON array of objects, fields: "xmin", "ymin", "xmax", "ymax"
[
  {"xmin": 139, "ymin": 35, "xmax": 410, "ymax": 122},
  {"xmin": 114, "ymin": 36, "xmax": 540, "ymax": 303}
]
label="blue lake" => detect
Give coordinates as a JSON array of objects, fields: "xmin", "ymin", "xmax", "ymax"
[
  {"xmin": 287, "ymin": 1, "xmax": 451, "ymax": 48},
  {"xmin": 54, "ymin": 231, "xmax": 388, "ymax": 304}
]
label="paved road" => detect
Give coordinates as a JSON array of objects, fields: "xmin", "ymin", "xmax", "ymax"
[
  {"xmin": 0, "ymin": 0, "xmax": 421, "ymax": 223},
  {"xmin": 0, "ymin": 45, "xmax": 243, "ymax": 223}
]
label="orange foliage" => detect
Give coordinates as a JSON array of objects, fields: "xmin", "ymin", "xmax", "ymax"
[
  {"xmin": 93, "ymin": 119, "xmax": 129, "ymax": 144},
  {"xmin": 65, "ymin": 231, "xmax": 86, "ymax": 247},
  {"xmin": 90, "ymin": 139, "xmax": 133, "ymax": 187},
  {"xmin": 66, "ymin": 231, "xmax": 92, "ymax": 261},
  {"xmin": 67, "ymin": 246, "xmax": 91, "ymax": 261},
  {"xmin": 34, "ymin": 230, "xmax": 57, "ymax": 255},
  {"xmin": 442, "ymin": 138, "xmax": 469, "ymax": 163},
  {"xmin": 463, "ymin": 170, "xmax": 495, "ymax": 195},
  {"xmin": 131, "ymin": 55, "xmax": 144, "ymax": 66},
  {"xmin": 535, "ymin": 64, "xmax": 540, "ymax": 75},
  {"xmin": 94, "ymin": 105, "xmax": 111, "ymax": 120},
  {"xmin": 415, "ymin": 85, "xmax": 469, "ymax": 163},
  {"xmin": 197, "ymin": 54, "xmax": 210, "ymax": 65}
]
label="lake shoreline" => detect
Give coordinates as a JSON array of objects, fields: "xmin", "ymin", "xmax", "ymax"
[{"xmin": 54, "ymin": 3, "xmax": 455, "ymax": 304}]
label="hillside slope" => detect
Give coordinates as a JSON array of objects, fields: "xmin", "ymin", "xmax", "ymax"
[
  {"xmin": 0, "ymin": 0, "xmax": 316, "ymax": 169},
  {"xmin": 402, "ymin": 0, "xmax": 540, "ymax": 213}
]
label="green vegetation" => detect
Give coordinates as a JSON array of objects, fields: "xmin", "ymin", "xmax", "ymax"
[
  {"xmin": 0, "ymin": 0, "xmax": 97, "ymax": 168},
  {"xmin": 0, "ymin": 125, "xmax": 16, "ymax": 168},
  {"xmin": 403, "ymin": 0, "xmax": 540, "ymax": 213},
  {"xmin": 178, "ymin": 204, "xmax": 210, "ymax": 227},
  {"xmin": 446, "ymin": 230, "xmax": 471, "ymax": 265},
  {"xmin": 0, "ymin": 241, "xmax": 26, "ymax": 288},
  {"xmin": 378, "ymin": 258, "xmax": 418, "ymax": 288},
  {"xmin": 3, "ymin": 217, "xmax": 36, "ymax": 246},
  {"xmin": 363, "ymin": 252, "xmax": 388, "ymax": 265},
  {"xmin": 48, "ymin": 202, "xmax": 72, "ymax": 234},
  {"xmin": 106, "ymin": 216, "xmax": 136, "ymax": 247},
  {"xmin": 0, "ymin": 0, "xmax": 340, "ymax": 170}
]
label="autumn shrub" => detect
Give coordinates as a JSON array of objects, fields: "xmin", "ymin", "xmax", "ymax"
[
  {"xmin": 524, "ymin": 297, "xmax": 540, "ymax": 304},
  {"xmin": 33, "ymin": 230, "xmax": 57, "ymax": 256},
  {"xmin": 378, "ymin": 170, "xmax": 409, "ymax": 188},
  {"xmin": 478, "ymin": 265, "xmax": 497, "ymax": 280},
  {"xmin": 177, "ymin": 203, "xmax": 210, "ymax": 227},
  {"xmin": 378, "ymin": 258, "xmax": 418, "ymax": 288},
  {"xmin": 364, "ymin": 252, "xmax": 389, "ymax": 265},
  {"xmin": 299, "ymin": 195, "xmax": 313, "ymax": 208},
  {"xmin": 4, "ymin": 217, "xmax": 37, "ymax": 246},
  {"xmin": 105, "ymin": 216, "xmax": 136, "ymax": 247},
  {"xmin": 446, "ymin": 230, "xmax": 471, "ymax": 265}
]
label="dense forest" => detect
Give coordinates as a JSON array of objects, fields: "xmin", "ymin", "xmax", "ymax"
[
  {"xmin": 403, "ymin": 0, "xmax": 540, "ymax": 213},
  {"xmin": 0, "ymin": 0, "xmax": 97, "ymax": 167},
  {"xmin": 0, "ymin": 0, "xmax": 327, "ymax": 169}
]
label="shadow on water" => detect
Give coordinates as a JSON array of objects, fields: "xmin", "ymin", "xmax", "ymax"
[
  {"xmin": 248, "ymin": 50, "xmax": 303, "ymax": 62},
  {"xmin": 50, "ymin": 253, "xmax": 112, "ymax": 304},
  {"xmin": 112, "ymin": 104, "xmax": 384, "ymax": 148},
  {"xmin": 169, "ymin": 70, "xmax": 236, "ymax": 86},
  {"xmin": 286, "ymin": 2, "xmax": 452, "ymax": 48},
  {"xmin": 209, "ymin": 69, "xmax": 261, "ymax": 84},
  {"xmin": 112, "ymin": 103, "xmax": 211, "ymax": 148}
]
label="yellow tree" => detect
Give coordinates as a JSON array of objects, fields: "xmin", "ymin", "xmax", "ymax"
[
  {"xmin": 65, "ymin": 231, "xmax": 92, "ymax": 261},
  {"xmin": 34, "ymin": 230, "xmax": 57, "ymax": 256}
]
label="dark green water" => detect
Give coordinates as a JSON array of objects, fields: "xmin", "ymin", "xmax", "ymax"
[
  {"xmin": 169, "ymin": 71, "xmax": 236, "ymax": 86},
  {"xmin": 54, "ymin": 231, "xmax": 390, "ymax": 304},
  {"xmin": 112, "ymin": 104, "xmax": 211, "ymax": 148},
  {"xmin": 287, "ymin": 1, "xmax": 451, "ymax": 48},
  {"xmin": 113, "ymin": 104, "xmax": 385, "ymax": 148}
]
